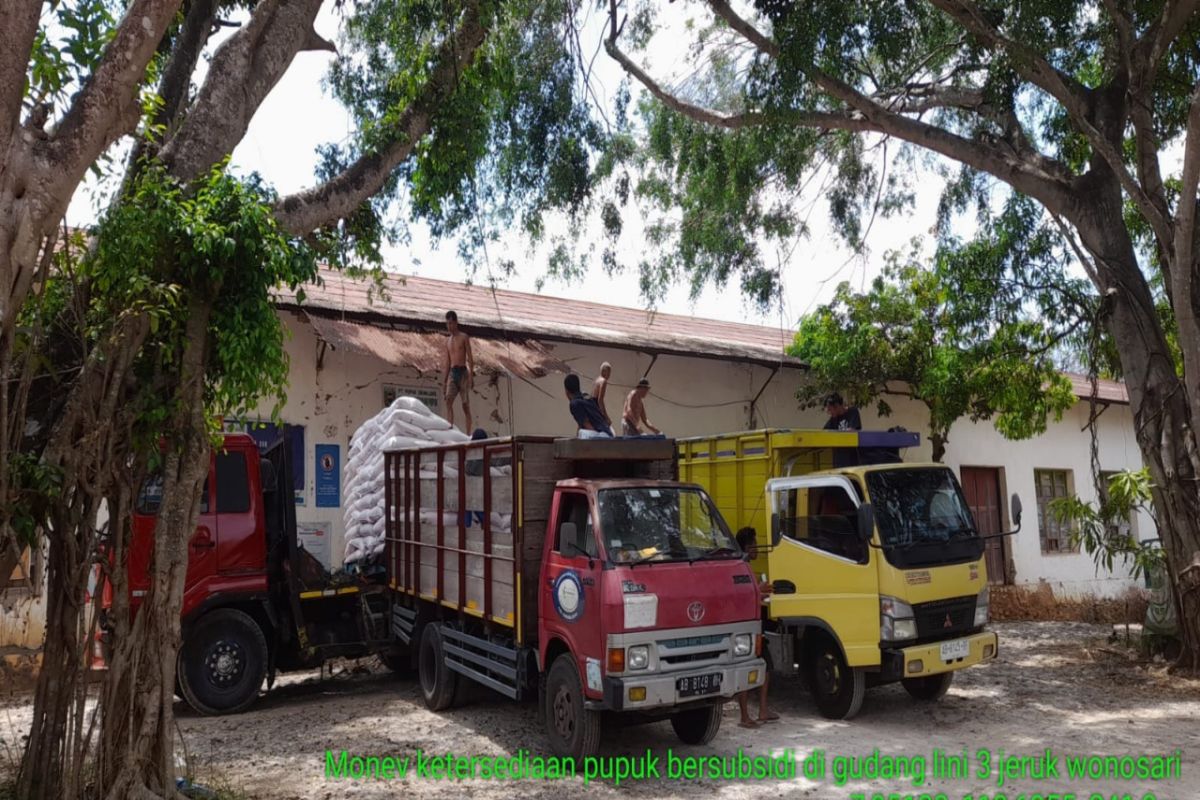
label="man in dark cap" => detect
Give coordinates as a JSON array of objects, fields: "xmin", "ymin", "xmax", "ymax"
[
  {"xmin": 621, "ymin": 378, "xmax": 661, "ymax": 436},
  {"xmin": 822, "ymin": 392, "xmax": 862, "ymax": 431}
]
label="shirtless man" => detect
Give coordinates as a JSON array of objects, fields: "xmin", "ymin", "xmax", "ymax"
[
  {"xmin": 442, "ymin": 310, "xmax": 474, "ymax": 432},
  {"xmin": 621, "ymin": 378, "xmax": 660, "ymax": 436},
  {"xmin": 591, "ymin": 362, "xmax": 613, "ymax": 427}
]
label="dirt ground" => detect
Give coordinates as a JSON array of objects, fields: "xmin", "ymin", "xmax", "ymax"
[{"xmin": 3, "ymin": 621, "xmax": 1199, "ymax": 799}]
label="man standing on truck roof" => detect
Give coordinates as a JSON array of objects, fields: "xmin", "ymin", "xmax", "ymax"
[
  {"xmin": 564, "ymin": 374, "xmax": 613, "ymax": 438},
  {"xmin": 591, "ymin": 362, "xmax": 613, "ymax": 427},
  {"xmin": 734, "ymin": 526, "xmax": 779, "ymax": 727},
  {"xmin": 622, "ymin": 379, "xmax": 660, "ymax": 437},
  {"xmin": 822, "ymin": 392, "xmax": 862, "ymax": 431},
  {"xmin": 443, "ymin": 310, "xmax": 474, "ymax": 433}
]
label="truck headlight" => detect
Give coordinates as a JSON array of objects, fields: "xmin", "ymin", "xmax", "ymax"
[
  {"xmin": 627, "ymin": 645, "xmax": 649, "ymax": 670},
  {"xmin": 974, "ymin": 585, "xmax": 990, "ymax": 627},
  {"xmin": 880, "ymin": 595, "xmax": 917, "ymax": 641},
  {"xmin": 733, "ymin": 633, "xmax": 753, "ymax": 657}
]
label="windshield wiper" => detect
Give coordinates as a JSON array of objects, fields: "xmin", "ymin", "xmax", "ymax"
[{"xmin": 697, "ymin": 545, "xmax": 739, "ymax": 561}]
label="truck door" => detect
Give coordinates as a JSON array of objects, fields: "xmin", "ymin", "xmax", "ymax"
[
  {"xmin": 766, "ymin": 475, "xmax": 879, "ymax": 667},
  {"xmin": 131, "ymin": 467, "xmax": 217, "ymax": 609},
  {"xmin": 213, "ymin": 445, "xmax": 265, "ymax": 573},
  {"xmin": 540, "ymin": 490, "xmax": 605, "ymax": 698}
]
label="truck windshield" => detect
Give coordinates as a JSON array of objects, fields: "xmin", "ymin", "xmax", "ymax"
[
  {"xmin": 865, "ymin": 468, "xmax": 985, "ymax": 567},
  {"xmin": 596, "ymin": 487, "xmax": 739, "ymax": 564}
]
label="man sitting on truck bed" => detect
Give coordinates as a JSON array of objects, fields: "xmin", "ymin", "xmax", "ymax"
[{"xmin": 564, "ymin": 373, "xmax": 613, "ymax": 438}]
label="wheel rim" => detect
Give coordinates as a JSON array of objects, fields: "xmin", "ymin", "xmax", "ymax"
[
  {"xmin": 552, "ymin": 684, "xmax": 576, "ymax": 741},
  {"xmin": 816, "ymin": 652, "xmax": 841, "ymax": 696},
  {"xmin": 205, "ymin": 640, "xmax": 245, "ymax": 687}
]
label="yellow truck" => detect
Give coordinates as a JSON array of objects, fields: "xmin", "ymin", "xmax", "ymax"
[{"xmin": 678, "ymin": 428, "xmax": 1021, "ymax": 720}]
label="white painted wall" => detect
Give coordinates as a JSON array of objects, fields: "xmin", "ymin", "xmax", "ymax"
[{"xmin": 269, "ymin": 311, "xmax": 1151, "ymax": 598}]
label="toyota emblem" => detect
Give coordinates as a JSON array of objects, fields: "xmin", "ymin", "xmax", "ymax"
[{"xmin": 687, "ymin": 601, "xmax": 705, "ymax": 623}]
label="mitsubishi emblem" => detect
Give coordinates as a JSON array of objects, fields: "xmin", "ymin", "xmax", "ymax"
[
  {"xmin": 687, "ymin": 601, "xmax": 706, "ymax": 623},
  {"xmin": 943, "ymin": 614, "xmax": 953, "ymax": 629}
]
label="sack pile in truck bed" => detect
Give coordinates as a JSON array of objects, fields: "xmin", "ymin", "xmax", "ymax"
[{"xmin": 341, "ymin": 396, "xmax": 513, "ymax": 565}]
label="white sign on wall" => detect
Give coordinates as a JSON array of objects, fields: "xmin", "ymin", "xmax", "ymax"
[
  {"xmin": 383, "ymin": 384, "xmax": 441, "ymax": 415},
  {"xmin": 297, "ymin": 521, "xmax": 332, "ymax": 568}
]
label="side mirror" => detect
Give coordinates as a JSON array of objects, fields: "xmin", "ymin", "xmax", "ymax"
[
  {"xmin": 560, "ymin": 522, "xmax": 581, "ymax": 556},
  {"xmin": 1010, "ymin": 494, "xmax": 1023, "ymax": 529},
  {"xmin": 770, "ymin": 512, "xmax": 782, "ymax": 546},
  {"xmin": 856, "ymin": 503, "xmax": 875, "ymax": 544}
]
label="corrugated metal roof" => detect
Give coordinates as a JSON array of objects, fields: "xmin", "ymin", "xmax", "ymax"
[
  {"xmin": 276, "ymin": 267, "xmax": 804, "ymax": 368},
  {"xmin": 305, "ymin": 315, "xmax": 570, "ymax": 379}
]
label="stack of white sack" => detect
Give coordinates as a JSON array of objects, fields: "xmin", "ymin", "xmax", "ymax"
[
  {"xmin": 343, "ymin": 397, "xmax": 462, "ymax": 564},
  {"xmin": 341, "ymin": 397, "xmax": 512, "ymax": 564}
]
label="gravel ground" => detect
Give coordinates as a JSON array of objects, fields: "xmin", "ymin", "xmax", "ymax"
[{"xmin": 3, "ymin": 621, "xmax": 1199, "ymax": 799}]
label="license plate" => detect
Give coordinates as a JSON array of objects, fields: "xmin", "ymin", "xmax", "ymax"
[
  {"xmin": 940, "ymin": 638, "xmax": 971, "ymax": 661},
  {"xmin": 676, "ymin": 672, "xmax": 722, "ymax": 697}
]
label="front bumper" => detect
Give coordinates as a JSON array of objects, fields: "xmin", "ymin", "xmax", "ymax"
[
  {"xmin": 881, "ymin": 630, "xmax": 998, "ymax": 680},
  {"xmin": 600, "ymin": 657, "xmax": 766, "ymax": 711}
]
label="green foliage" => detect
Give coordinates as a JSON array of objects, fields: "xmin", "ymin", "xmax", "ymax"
[
  {"xmin": 790, "ymin": 199, "xmax": 1078, "ymax": 456},
  {"xmin": 323, "ymin": 0, "xmax": 605, "ymax": 274},
  {"xmin": 85, "ymin": 161, "xmax": 318, "ymax": 439},
  {"xmin": 1050, "ymin": 468, "xmax": 1163, "ymax": 580}
]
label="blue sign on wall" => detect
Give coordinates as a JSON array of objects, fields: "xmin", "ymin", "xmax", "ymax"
[{"xmin": 315, "ymin": 444, "xmax": 340, "ymax": 508}]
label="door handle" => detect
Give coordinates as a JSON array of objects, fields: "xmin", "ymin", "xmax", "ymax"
[{"xmin": 191, "ymin": 527, "xmax": 215, "ymax": 550}]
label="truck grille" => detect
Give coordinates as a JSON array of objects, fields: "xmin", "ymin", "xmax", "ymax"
[
  {"xmin": 656, "ymin": 634, "xmax": 727, "ymax": 668},
  {"xmin": 913, "ymin": 596, "xmax": 977, "ymax": 641}
]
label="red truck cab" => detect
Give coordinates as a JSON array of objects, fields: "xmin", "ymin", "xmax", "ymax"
[
  {"xmin": 540, "ymin": 479, "xmax": 762, "ymax": 716},
  {"xmin": 129, "ymin": 434, "xmax": 269, "ymax": 621}
]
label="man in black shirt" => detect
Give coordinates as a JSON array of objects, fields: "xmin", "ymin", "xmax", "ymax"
[
  {"xmin": 822, "ymin": 392, "xmax": 862, "ymax": 431},
  {"xmin": 564, "ymin": 374, "xmax": 614, "ymax": 438}
]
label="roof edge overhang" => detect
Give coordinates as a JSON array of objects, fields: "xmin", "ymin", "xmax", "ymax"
[{"xmin": 278, "ymin": 303, "xmax": 809, "ymax": 372}]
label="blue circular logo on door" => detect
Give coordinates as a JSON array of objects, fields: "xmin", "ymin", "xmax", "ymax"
[{"xmin": 552, "ymin": 571, "xmax": 584, "ymax": 622}]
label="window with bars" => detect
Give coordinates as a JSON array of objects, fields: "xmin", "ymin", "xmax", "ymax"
[{"xmin": 1035, "ymin": 469, "xmax": 1076, "ymax": 553}]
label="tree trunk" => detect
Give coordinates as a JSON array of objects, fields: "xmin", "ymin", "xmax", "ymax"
[
  {"xmin": 1071, "ymin": 170, "xmax": 1200, "ymax": 669},
  {"xmin": 98, "ymin": 294, "xmax": 213, "ymax": 800}
]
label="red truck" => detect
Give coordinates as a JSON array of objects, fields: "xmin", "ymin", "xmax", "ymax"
[
  {"xmin": 123, "ymin": 433, "xmax": 398, "ymax": 715},
  {"xmin": 120, "ymin": 432, "xmax": 765, "ymax": 758},
  {"xmin": 387, "ymin": 436, "xmax": 765, "ymax": 758}
]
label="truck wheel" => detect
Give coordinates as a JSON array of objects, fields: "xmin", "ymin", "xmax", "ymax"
[
  {"xmin": 544, "ymin": 654, "xmax": 601, "ymax": 762},
  {"xmin": 670, "ymin": 704, "xmax": 722, "ymax": 745},
  {"xmin": 177, "ymin": 608, "xmax": 267, "ymax": 716},
  {"xmin": 902, "ymin": 671, "xmax": 953, "ymax": 701},
  {"xmin": 418, "ymin": 624, "xmax": 458, "ymax": 711},
  {"xmin": 807, "ymin": 636, "xmax": 865, "ymax": 720}
]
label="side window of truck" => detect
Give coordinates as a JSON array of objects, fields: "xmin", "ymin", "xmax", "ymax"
[
  {"xmin": 136, "ymin": 474, "xmax": 210, "ymax": 515},
  {"xmin": 215, "ymin": 451, "xmax": 251, "ymax": 514},
  {"xmin": 553, "ymin": 493, "xmax": 596, "ymax": 559},
  {"xmin": 779, "ymin": 486, "xmax": 866, "ymax": 563}
]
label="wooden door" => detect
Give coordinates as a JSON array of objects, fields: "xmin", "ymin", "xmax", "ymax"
[{"xmin": 960, "ymin": 466, "xmax": 1009, "ymax": 584}]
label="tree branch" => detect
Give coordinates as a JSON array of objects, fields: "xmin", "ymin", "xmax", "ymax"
[
  {"xmin": 1143, "ymin": 0, "xmax": 1200, "ymax": 70},
  {"xmin": 273, "ymin": 0, "xmax": 489, "ymax": 235},
  {"xmin": 929, "ymin": 0, "xmax": 1175, "ymax": 249},
  {"xmin": 43, "ymin": 0, "xmax": 184, "ymax": 187},
  {"xmin": 159, "ymin": 0, "xmax": 329, "ymax": 182},
  {"xmin": 0, "ymin": 0, "xmax": 42, "ymax": 154},
  {"xmin": 125, "ymin": 0, "xmax": 223, "ymax": 180}
]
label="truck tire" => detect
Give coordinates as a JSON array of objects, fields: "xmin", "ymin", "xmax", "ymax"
[
  {"xmin": 670, "ymin": 704, "xmax": 722, "ymax": 745},
  {"xmin": 177, "ymin": 608, "xmax": 268, "ymax": 715},
  {"xmin": 807, "ymin": 636, "xmax": 865, "ymax": 720},
  {"xmin": 418, "ymin": 624, "xmax": 458, "ymax": 711},
  {"xmin": 902, "ymin": 671, "xmax": 953, "ymax": 701},
  {"xmin": 544, "ymin": 654, "xmax": 601, "ymax": 762}
]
